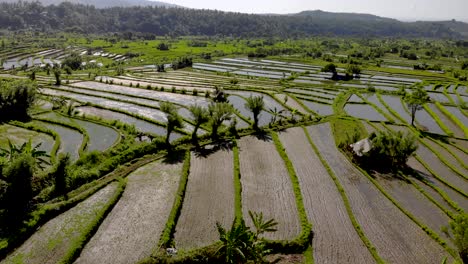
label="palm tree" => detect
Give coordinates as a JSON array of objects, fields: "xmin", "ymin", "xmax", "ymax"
[
  {"xmin": 208, "ymin": 102, "xmax": 234, "ymax": 139},
  {"xmin": 216, "ymin": 220, "xmax": 251, "ymax": 264},
  {"xmin": 189, "ymin": 104, "xmax": 209, "ymax": 145},
  {"xmin": 0, "ymin": 139, "xmax": 50, "ymax": 170},
  {"xmin": 160, "ymin": 102, "xmax": 184, "ymax": 147},
  {"xmin": 245, "ymin": 96, "xmax": 264, "ymax": 130}
]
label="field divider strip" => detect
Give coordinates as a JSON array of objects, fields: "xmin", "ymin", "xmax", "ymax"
[
  {"xmin": 434, "ymin": 102, "xmax": 468, "ymax": 138},
  {"xmin": 426, "ymin": 137, "xmax": 468, "ymax": 171},
  {"xmin": 60, "ymin": 178, "xmax": 127, "ymax": 264},
  {"xmin": 416, "ymin": 136, "xmax": 468, "ymax": 181},
  {"xmin": 357, "ymin": 93, "xmax": 396, "ymax": 122},
  {"xmin": 376, "ymin": 93, "xmax": 408, "ymax": 124},
  {"xmin": 350, "ymin": 162, "xmax": 457, "ymax": 258},
  {"xmin": 271, "ymin": 132, "xmax": 313, "ymax": 259},
  {"xmin": 301, "ymin": 126, "xmax": 385, "ymax": 264},
  {"xmin": 423, "ymin": 104, "xmax": 454, "ymax": 136},
  {"xmin": 8, "ymin": 120, "xmax": 61, "ymax": 164},
  {"xmin": 405, "ymin": 177, "xmax": 457, "ymax": 219},
  {"xmin": 33, "ymin": 115, "xmax": 89, "ymax": 155},
  {"xmin": 366, "ymin": 121, "xmax": 464, "ymax": 215},
  {"xmin": 415, "ymin": 155, "xmax": 468, "ymax": 198},
  {"xmin": 157, "ymin": 150, "xmax": 191, "ymax": 250},
  {"xmin": 232, "ymin": 141, "xmax": 243, "ymax": 224}
]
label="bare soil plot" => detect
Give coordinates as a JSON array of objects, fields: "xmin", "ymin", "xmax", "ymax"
[
  {"xmin": 279, "ymin": 128, "xmax": 374, "ymax": 263},
  {"xmin": 238, "ymin": 136, "xmax": 301, "ymax": 240},
  {"xmin": 307, "ymin": 123, "xmax": 449, "ymax": 263},
  {"xmin": 174, "ymin": 148, "xmax": 235, "ymax": 249},
  {"xmin": 1, "ymin": 183, "xmax": 119, "ymax": 264},
  {"xmin": 75, "ymin": 161, "xmax": 182, "ymax": 264}
]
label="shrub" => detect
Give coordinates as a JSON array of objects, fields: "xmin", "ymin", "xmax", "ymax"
[
  {"xmin": 360, "ymin": 130, "xmax": 418, "ymax": 169},
  {"xmin": 0, "ymin": 79, "xmax": 37, "ymax": 122}
]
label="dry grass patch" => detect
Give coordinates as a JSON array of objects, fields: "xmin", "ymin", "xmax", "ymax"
[
  {"xmin": 238, "ymin": 135, "xmax": 301, "ymax": 241},
  {"xmin": 74, "ymin": 160, "xmax": 182, "ymax": 264}
]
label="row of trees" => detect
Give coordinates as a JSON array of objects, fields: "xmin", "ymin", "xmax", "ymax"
[
  {"xmin": 161, "ymin": 95, "xmax": 267, "ymax": 148},
  {"xmin": 0, "ymin": 2, "xmax": 463, "ymax": 38}
]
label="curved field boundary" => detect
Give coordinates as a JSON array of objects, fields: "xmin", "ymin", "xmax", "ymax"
[
  {"xmin": 306, "ymin": 123, "xmax": 450, "ymax": 263},
  {"xmin": 75, "ymin": 160, "xmax": 182, "ymax": 264},
  {"xmin": 8, "ymin": 121, "xmax": 61, "ymax": 163},
  {"xmin": 1, "ymin": 182, "xmax": 122, "ymax": 264},
  {"xmin": 33, "ymin": 115, "xmax": 89, "ymax": 155},
  {"xmin": 273, "ymin": 93, "xmax": 308, "ymax": 115},
  {"xmin": 278, "ymin": 128, "xmax": 375, "ymax": 263},
  {"xmin": 238, "ymin": 135, "xmax": 301, "ymax": 240},
  {"xmin": 33, "ymin": 120, "xmax": 83, "ymax": 161},
  {"xmin": 174, "ymin": 148, "xmax": 235, "ymax": 249}
]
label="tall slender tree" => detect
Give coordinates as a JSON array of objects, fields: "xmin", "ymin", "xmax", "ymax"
[
  {"xmin": 160, "ymin": 102, "xmax": 184, "ymax": 147},
  {"xmin": 405, "ymin": 86, "xmax": 430, "ymax": 126},
  {"xmin": 189, "ymin": 104, "xmax": 209, "ymax": 145},
  {"xmin": 208, "ymin": 102, "xmax": 234, "ymax": 139},
  {"xmin": 244, "ymin": 95, "xmax": 264, "ymax": 130}
]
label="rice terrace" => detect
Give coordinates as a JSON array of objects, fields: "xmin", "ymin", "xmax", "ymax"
[{"xmin": 0, "ymin": 0, "xmax": 468, "ymax": 263}]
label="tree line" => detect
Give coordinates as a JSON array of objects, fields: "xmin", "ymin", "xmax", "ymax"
[{"xmin": 0, "ymin": 1, "xmax": 464, "ymax": 38}]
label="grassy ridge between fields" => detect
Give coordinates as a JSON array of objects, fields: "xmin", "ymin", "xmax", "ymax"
[
  {"xmin": 271, "ymin": 132, "xmax": 313, "ymax": 259},
  {"xmin": 8, "ymin": 120, "xmax": 61, "ymax": 163},
  {"xmin": 302, "ymin": 126, "xmax": 385, "ymax": 264}
]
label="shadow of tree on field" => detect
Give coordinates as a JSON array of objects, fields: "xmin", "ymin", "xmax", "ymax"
[
  {"xmin": 162, "ymin": 149, "xmax": 185, "ymax": 164},
  {"xmin": 254, "ymin": 130, "xmax": 272, "ymax": 142},
  {"xmin": 194, "ymin": 140, "xmax": 234, "ymax": 158}
]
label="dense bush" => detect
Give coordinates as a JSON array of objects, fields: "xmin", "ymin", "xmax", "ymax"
[
  {"xmin": 360, "ymin": 130, "xmax": 418, "ymax": 169},
  {"xmin": 0, "ymin": 80, "xmax": 37, "ymax": 122},
  {"xmin": 61, "ymin": 52, "xmax": 82, "ymax": 71}
]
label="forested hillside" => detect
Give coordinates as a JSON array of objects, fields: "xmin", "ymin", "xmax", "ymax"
[
  {"xmin": 0, "ymin": 0, "xmax": 178, "ymax": 8},
  {"xmin": 0, "ymin": 1, "xmax": 467, "ymax": 38}
]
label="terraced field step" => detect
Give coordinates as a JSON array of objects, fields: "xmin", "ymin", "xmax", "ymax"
[{"xmin": 75, "ymin": 160, "xmax": 182, "ymax": 264}]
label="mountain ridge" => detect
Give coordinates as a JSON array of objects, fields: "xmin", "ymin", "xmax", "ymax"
[
  {"xmin": 0, "ymin": 1, "xmax": 467, "ymax": 39},
  {"xmin": 0, "ymin": 0, "xmax": 179, "ymax": 8}
]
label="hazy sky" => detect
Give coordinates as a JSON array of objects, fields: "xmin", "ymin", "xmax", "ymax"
[{"xmin": 161, "ymin": 0, "xmax": 468, "ymax": 21}]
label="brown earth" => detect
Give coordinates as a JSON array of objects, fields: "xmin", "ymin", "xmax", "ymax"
[
  {"xmin": 239, "ymin": 135, "xmax": 301, "ymax": 241},
  {"xmin": 1, "ymin": 183, "xmax": 119, "ymax": 264},
  {"xmin": 74, "ymin": 161, "xmax": 182, "ymax": 264},
  {"xmin": 307, "ymin": 123, "xmax": 450, "ymax": 263},
  {"xmin": 279, "ymin": 128, "xmax": 375, "ymax": 263},
  {"xmin": 174, "ymin": 147, "xmax": 235, "ymax": 249}
]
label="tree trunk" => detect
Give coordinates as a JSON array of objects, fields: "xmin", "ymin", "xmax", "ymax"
[{"xmin": 253, "ymin": 114, "xmax": 258, "ymax": 130}]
